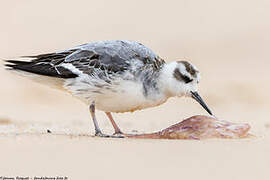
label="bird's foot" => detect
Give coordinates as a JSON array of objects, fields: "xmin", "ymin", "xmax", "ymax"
[
  {"xmin": 112, "ymin": 134, "xmax": 125, "ymax": 138},
  {"xmin": 112, "ymin": 130, "xmax": 126, "ymax": 138},
  {"xmin": 95, "ymin": 131, "xmax": 125, "ymax": 138},
  {"xmin": 113, "ymin": 130, "xmax": 124, "ymax": 136},
  {"xmin": 95, "ymin": 131, "xmax": 110, "ymax": 137}
]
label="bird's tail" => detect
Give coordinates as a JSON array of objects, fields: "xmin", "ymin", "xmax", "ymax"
[{"xmin": 4, "ymin": 58, "xmax": 67, "ymax": 91}]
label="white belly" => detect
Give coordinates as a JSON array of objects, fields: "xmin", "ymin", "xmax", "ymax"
[
  {"xmin": 96, "ymin": 81, "xmax": 168, "ymax": 113},
  {"xmin": 64, "ymin": 76, "xmax": 168, "ymax": 113}
]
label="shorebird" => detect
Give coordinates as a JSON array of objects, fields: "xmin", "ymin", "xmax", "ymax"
[{"xmin": 5, "ymin": 40, "xmax": 212, "ymax": 137}]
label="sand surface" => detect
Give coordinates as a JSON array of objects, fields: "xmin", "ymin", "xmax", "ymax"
[{"xmin": 1, "ymin": 0, "xmax": 270, "ymax": 179}]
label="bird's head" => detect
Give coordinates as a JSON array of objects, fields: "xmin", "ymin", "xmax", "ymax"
[{"xmin": 160, "ymin": 61, "xmax": 212, "ymax": 115}]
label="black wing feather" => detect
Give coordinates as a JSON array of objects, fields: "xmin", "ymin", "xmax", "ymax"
[{"xmin": 5, "ymin": 50, "xmax": 78, "ymax": 78}]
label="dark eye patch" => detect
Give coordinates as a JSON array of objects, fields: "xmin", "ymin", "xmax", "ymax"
[
  {"xmin": 173, "ymin": 69, "xmax": 193, "ymax": 83},
  {"xmin": 181, "ymin": 75, "xmax": 193, "ymax": 83}
]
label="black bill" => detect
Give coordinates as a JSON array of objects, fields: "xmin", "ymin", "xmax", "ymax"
[{"xmin": 191, "ymin": 91, "xmax": 213, "ymax": 115}]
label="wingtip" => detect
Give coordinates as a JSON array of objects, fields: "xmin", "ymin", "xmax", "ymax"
[
  {"xmin": 5, "ymin": 60, "xmax": 31, "ymax": 65},
  {"xmin": 5, "ymin": 63, "xmax": 14, "ymax": 67},
  {"xmin": 4, "ymin": 61, "xmax": 17, "ymax": 70},
  {"xmin": 0, "ymin": 58, "xmax": 10, "ymax": 65},
  {"xmin": 3, "ymin": 59, "xmax": 32, "ymax": 72}
]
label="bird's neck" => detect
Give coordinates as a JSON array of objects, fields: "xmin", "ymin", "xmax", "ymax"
[
  {"xmin": 140, "ymin": 61, "xmax": 180, "ymax": 101},
  {"xmin": 157, "ymin": 62, "xmax": 179, "ymax": 98}
]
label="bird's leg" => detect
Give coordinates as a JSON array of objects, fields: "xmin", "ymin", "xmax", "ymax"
[
  {"xmin": 89, "ymin": 101, "xmax": 109, "ymax": 137},
  {"xmin": 89, "ymin": 102, "xmax": 124, "ymax": 138},
  {"xmin": 105, "ymin": 112, "xmax": 123, "ymax": 135}
]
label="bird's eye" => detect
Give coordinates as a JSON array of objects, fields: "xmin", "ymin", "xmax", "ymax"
[
  {"xmin": 181, "ymin": 75, "xmax": 193, "ymax": 83},
  {"xmin": 173, "ymin": 69, "xmax": 193, "ymax": 83}
]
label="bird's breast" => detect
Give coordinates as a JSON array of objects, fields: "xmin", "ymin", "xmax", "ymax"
[{"xmin": 95, "ymin": 80, "xmax": 168, "ymax": 113}]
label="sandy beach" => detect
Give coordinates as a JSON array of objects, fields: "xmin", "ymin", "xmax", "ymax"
[{"xmin": 1, "ymin": 0, "xmax": 270, "ymax": 179}]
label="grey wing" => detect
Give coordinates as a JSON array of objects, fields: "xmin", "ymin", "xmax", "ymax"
[
  {"xmin": 5, "ymin": 40, "xmax": 166, "ymax": 79},
  {"xmin": 63, "ymin": 49, "xmax": 130, "ymax": 76},
  {"xmin": 5, "ymin": 48, "xmax": 130, "ymax": 79},
  {"xmin": 65, "ymin": 40, "xmax": 166, "ymax": 75}
]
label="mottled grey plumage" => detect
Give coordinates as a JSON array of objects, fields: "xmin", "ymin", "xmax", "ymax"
[
  {"xmin": 65, "ymin": 40, "xmax": 166, "ymax": 78},
  {"xmin": 6, "ymin": 40, "xmax": 166, "ymax": 96}
]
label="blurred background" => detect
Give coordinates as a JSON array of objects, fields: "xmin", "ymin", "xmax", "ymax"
[
  {"xmin": 1, "ymin": 0, "xmax": 270, "ymax": 134},
  {"xmin": 0, "ymin": 0, "xmax": 270, "ymax": 179}
]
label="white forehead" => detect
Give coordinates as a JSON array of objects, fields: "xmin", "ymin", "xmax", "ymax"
[{"xmin": 178, "ymin": 63, "xmax": 189, "ymax": 76}]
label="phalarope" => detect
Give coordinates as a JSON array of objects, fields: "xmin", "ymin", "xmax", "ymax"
[{"xmin": 5, "ymin": 40, "xmax": 212, "ymax": 137}]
